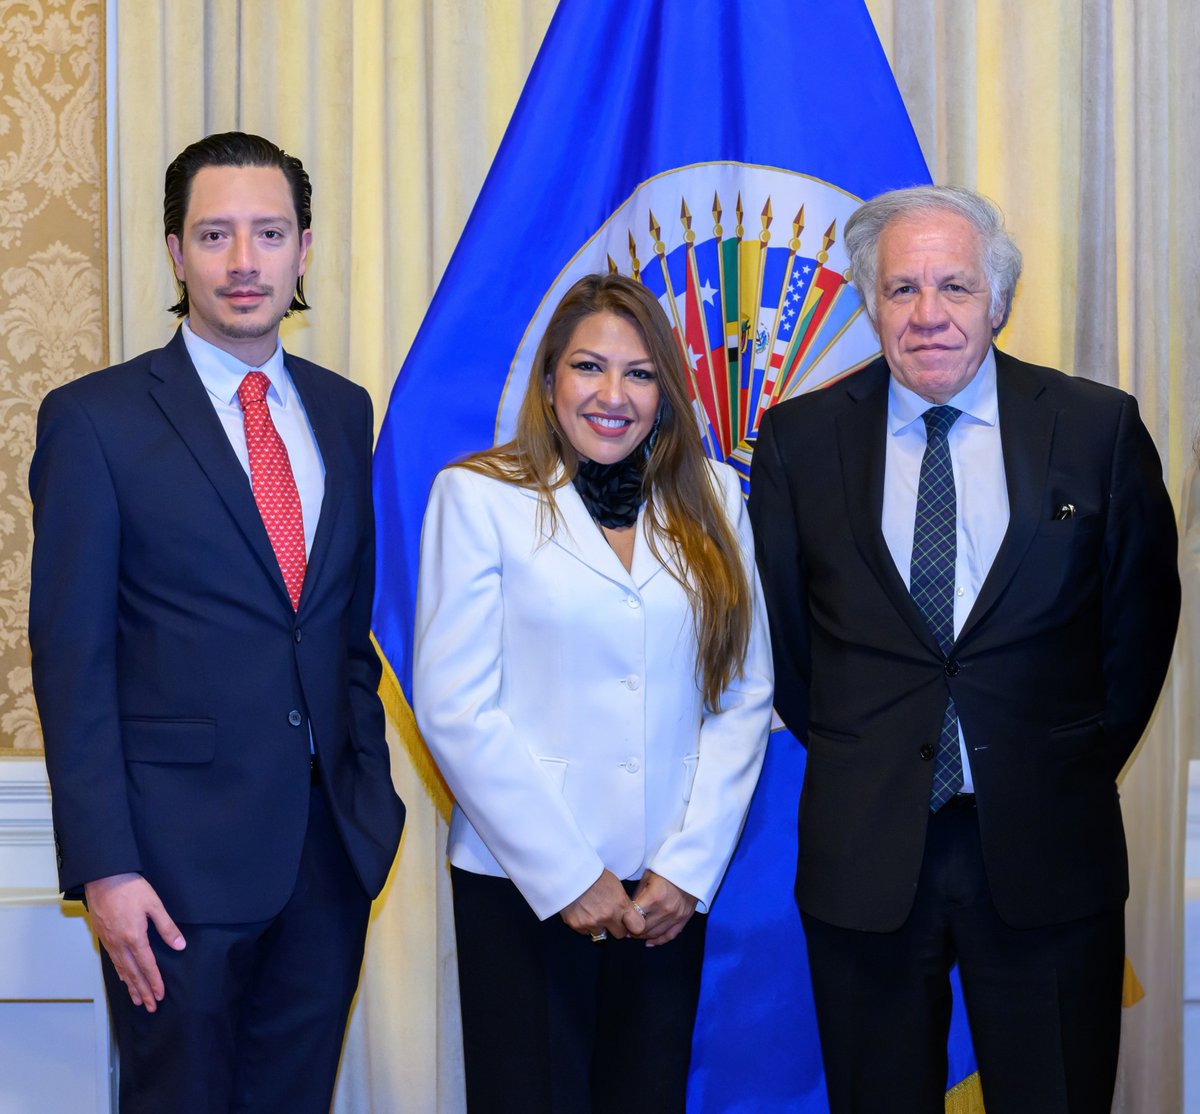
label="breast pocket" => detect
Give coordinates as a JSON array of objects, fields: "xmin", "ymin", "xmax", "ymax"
[
  {"xmin": 682, "ymin": 753, "xmax": 699, "ymax": 802},
  {"xmin": 535, "ymin": 755, "xmax": 568, "ymax": 793},
  {"xmin": 1022, "ymin": 514, "xmax": 1105, "ymax": 614},
  {"xmin": 1034, "ymin": 512, "xmax": 1103, "ymax": 542}
]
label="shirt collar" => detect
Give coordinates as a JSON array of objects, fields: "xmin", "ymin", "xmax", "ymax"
[
  {"xmin": 887, "ymin": 345, "xmax": 998, "ymax": 435},
  {"xmin": 181, "ymin": 319, "xmax": 288, "ymax": 407}
]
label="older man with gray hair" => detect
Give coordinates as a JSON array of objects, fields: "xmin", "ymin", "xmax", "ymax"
[{"xmin": 749, "ymin": 185, "xmax": 1179, "ymax": 1114}]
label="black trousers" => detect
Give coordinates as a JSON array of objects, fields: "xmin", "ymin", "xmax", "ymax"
[
  {"xmin": 452, "ymin": 867, "xmax": 707, "ymax": 1114},
  {"xmin": 101, "ymin": 783, "xmax": 372, "ymax": 1114},
  {"xmin": 803, "ymin": 795, "xmax": 1124, "ymax": 1114}
]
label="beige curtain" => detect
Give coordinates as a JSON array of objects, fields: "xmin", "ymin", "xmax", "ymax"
[{"xmin": 107, "ymin": 1, "xmax": 1196, "ymax": 1110}]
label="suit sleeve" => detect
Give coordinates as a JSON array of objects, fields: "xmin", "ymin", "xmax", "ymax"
[
  {"xmin": 413, "ymin": 468, "xmax": 605, "ymax": 920},
  {"xmin": 1101, "ymin": 394, "xmax": 1181, "ymax": 770},
  {"xmin": 747, "ymin": 407, "xmax": 811, "ymax": 739},
  {"xmin": 647, "ymin": 464, "xmax": 773, "ymax": 911},
  {"xmin": 29, "ymin": 387, "xmax": 142, "ymax": 893}
]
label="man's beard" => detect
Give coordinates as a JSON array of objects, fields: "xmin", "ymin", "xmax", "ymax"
[{"xmin": 214, "ymin": 317, "xmax": 283, "ymax": 341}]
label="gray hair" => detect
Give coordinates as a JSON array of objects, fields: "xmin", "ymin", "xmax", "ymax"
[{"xmin": 844, "ymin": 185, "xmax": 1023, "ymax": 334}]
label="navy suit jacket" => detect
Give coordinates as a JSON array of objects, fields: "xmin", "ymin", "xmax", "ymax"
[
  {"xmin": 29, "ymin": 329, "xmax": 405, "ymax": 923},
  {"xmin": 749, "ymin": 350, "xmax": 1179, "ymax": 933}
]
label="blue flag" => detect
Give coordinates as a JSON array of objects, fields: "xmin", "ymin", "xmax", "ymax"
[{"xmin": 372, "ymin": 1, "xmax": 979, "ymax": 1109}]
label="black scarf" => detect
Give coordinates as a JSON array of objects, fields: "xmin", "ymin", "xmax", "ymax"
[{"xmin": 571, "ymin": 452, "xmax": 646, "ymax": 528}]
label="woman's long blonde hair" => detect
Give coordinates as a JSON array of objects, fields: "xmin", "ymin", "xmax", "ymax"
[{"xmin": 458, "ymin": 273, "xmax": 752, "ymax": 708}]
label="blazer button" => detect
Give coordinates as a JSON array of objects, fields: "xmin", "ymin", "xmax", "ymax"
[
  {"xmin": 625, "ymin": 674, "xmax": 641, "ymax": 690},
  {"xmin": 626, "ymin": 596, "xmax": 641, "ymax": 609},
  {"xmin": 624, "ymin": 756, "xmax": 641, "ymax": 773},
  {"xmin": 920, "ymin": 742, "xmax": 935, "ymax": 761},
  {"xmin": 288, "ymin": 709, "xmax": 303, "ymax": 727},
  {"xmin": 294, "ymin": 628, "xmax": 303, "ymax": 643},
  {"xmin": 944, "ymin": 660, "xmax": 960, "ymax": 677}
]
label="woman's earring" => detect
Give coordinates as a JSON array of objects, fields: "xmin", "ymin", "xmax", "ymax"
[{"xmin": 646, "ymin": 408, "xmax": 663, "ymax": 457}]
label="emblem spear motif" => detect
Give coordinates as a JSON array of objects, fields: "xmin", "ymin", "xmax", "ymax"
[
  {"xmin": 756, "ymin": 206, "xmax": 806, "ymax": 427},
  {"xmin": 649, "ymin": 208, "xmax": 718, "ymax": 459},
  {"xmin": 735, "ymin": 198, "xmax": 772, "ymax": 443},
  {"xmin": 681, "ymin": 197, "xmax": 728, "ymax": 453},
  {"xmin": 713, "ymin": 192, "xmax": 743, "ymax": 444},
  {"xmin": 771, "ymin": 219, "xmax": 854, "ymax": 405}
]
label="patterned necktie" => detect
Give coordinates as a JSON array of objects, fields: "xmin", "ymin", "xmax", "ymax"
[
  {"xmin": 910, "ymin": 405, "xmax": 962, "ymax": 810},
  {"xmin": 238, "ymin": 371, "xmax": 306, "ymax": 610}
]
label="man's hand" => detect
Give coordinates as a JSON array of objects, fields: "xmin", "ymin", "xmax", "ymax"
[
  {"xmin": 84, "ymin": 873, "xmax": 186, "ymax": 1012},
  {"xmin": 631, "ymin": 870, "xmax": 698, "ymax": 946},
  {"xmin": 559, "ymin": 869, "xmax": 646, "ymax": 940}
]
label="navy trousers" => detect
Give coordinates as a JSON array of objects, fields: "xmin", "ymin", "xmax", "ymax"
[{"xmin": 101, "ymin": 783, "xmax": 371, "ymax": 1114}]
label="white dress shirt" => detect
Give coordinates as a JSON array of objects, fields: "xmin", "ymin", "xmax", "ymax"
[
  {"xmin": 881, "ymin": 347, "xmax": 1009, "ymax": 791},
  {"xmin": 182, "ymin": 320, "xmax": 325, "ymax": 556}
]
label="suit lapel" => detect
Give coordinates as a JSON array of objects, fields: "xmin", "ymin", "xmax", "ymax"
[
  {"xmin": 628, "ymin": 510, "xmax": 669, "ymax": 590},
  {"xmin": 544, "ymin": 477, "xmax": 640, "ymax": 586},
  {"xmin": 147, "ymin": 331, "xmax": 292, "ymax": 607},
  {"xmin": 956, "ymin": 350, "xmax": 1055, "ymax": 644},
  {"xmin": 534, "ymin": 470, "xmax": 668, "ymax": 590},
  {"xmin": 836, "ymin": 361, "xmax": 940, "ymax": 651},
  {"xmin": 284, "ymin": 354, "xmax": 344, "ymax": 613}
]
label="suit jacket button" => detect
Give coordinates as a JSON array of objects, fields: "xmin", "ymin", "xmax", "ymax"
[
  {"xmin": 294, "ymin": 628, "xmax": 302, "ymax": 643},
  {"xmin": 920, "ymin": 742, "xmax": 935, "ymax": 760},
  {"xmin": 288, "ymin": 709, "xmax": 303, "ymax": 727},
  {"xmin": 944, "ymin": 660, "xmax": 960, "ymax": 677}
]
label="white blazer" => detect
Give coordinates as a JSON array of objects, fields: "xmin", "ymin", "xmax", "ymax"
[{"xmin": 413, "ymin": 459, "xmax": 773, "ymax": 921}]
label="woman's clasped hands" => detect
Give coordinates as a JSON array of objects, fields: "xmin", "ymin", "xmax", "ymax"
[{"xmin": 560, "ymin": 868, "xmax": 697, "ymax": 947}]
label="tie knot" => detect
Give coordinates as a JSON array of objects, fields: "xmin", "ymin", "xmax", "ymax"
[
  {"xmin": 922, "ymin": 405, "xmax": 961, "ymax": 443},
  {"xmin": 237, "ymin": 370, "xmax": 270, "ymax": 410}
]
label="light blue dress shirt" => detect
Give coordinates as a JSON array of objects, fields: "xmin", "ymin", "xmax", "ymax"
[
  {"xmin": 881, "ymin": 347, "xmax": 1009, "ymax": 792},
  {"xmin": 181, "ymin": 320, "xmax": 325, "ymax": 557}
]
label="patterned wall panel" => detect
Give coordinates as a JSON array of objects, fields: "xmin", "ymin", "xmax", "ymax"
[{"xmin": 0, "ymin": 0, "xmax": 105, "ymax": 753}]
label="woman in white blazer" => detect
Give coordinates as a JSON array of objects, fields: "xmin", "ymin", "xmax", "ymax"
[{"xmin": 414, "ymin": 273, "xmax": 773, "ymax": 1114}]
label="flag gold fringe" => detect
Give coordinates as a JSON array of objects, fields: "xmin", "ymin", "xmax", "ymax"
[
  {"xmin": 1122, "ymin": 955, "xmax": 1145, "ymax": 1007},
  {"xmin": 372, "ymin": 634, "xmax": 453, "ymax": 821},
  {"xmin": 945, "ymin": 1072, "xmax": 985, "ymax": 1113}
]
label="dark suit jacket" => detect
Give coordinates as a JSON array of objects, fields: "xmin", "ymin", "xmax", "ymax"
[
  {"xmin": 29, "ymin": 329, "xmax": 405, "ymax": 924},
  {"xmin": 748, "ymin": 350, "xmax": 1179, "ymax": 933}
]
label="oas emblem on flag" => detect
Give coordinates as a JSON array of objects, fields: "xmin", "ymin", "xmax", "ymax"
[{"xmin": 496, "ymin": 162, "xmax": 882, "ymax": 488}]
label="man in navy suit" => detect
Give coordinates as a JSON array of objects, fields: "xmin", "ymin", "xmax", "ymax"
[
  {"xmin": 749, "ymin": 186, "xmax": 1179, "ymax": 1114},
  {"xmin": 29, "ymin": 132, "xmax": 405, "ymax": 1113}
]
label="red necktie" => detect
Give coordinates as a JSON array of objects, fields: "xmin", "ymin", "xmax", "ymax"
[{"xmin": 237, "ymin": 371, "xmax": 306, "ymax": 610}]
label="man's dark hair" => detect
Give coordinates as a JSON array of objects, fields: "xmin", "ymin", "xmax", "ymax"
[{"xmin": 163, "ymin": 131, "xmax": 312, "ymax": 317}]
